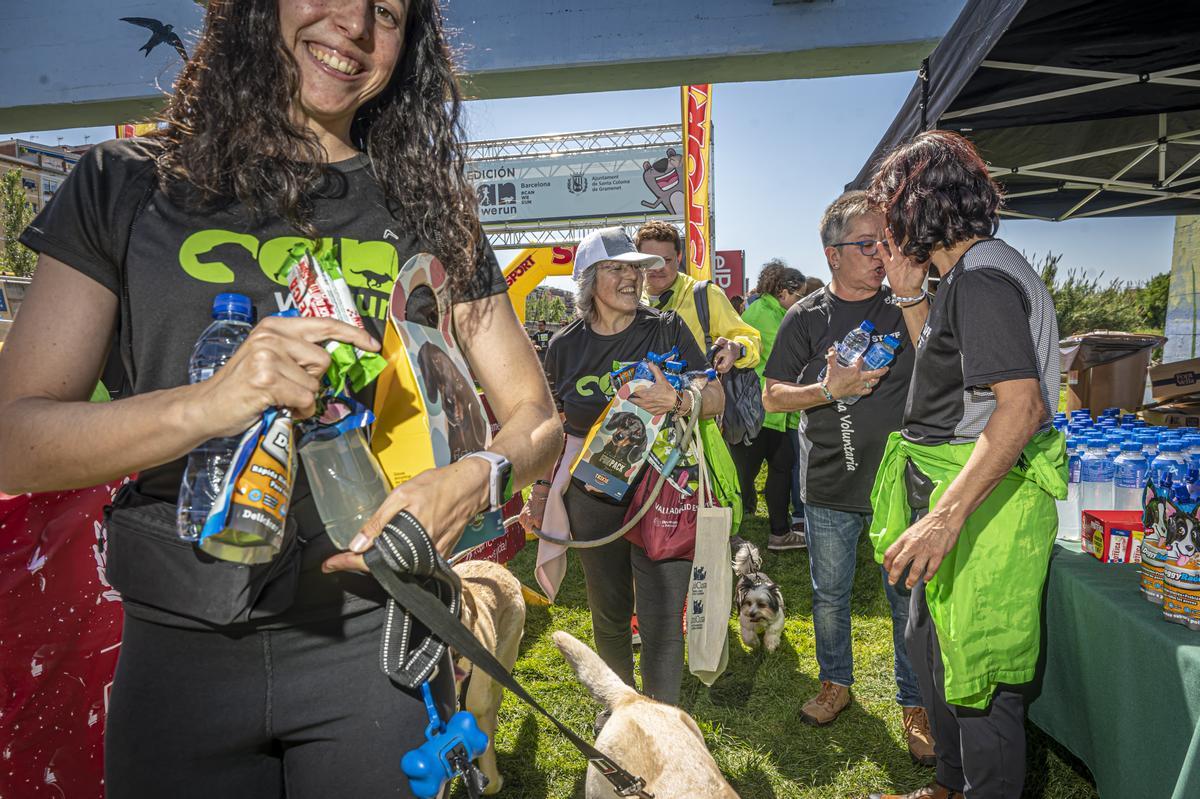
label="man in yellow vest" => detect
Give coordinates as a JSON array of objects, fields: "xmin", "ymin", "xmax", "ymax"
[{"xmin": 634, "ymin": 221, "xmax": 760, "ymax": 374}]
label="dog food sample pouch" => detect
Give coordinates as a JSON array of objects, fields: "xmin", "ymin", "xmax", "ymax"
[
  {"xmin": 198, "ymin": 409, "xmax": 296, "ymax": 565},
  {"xmin": 282, "ymin": 244, "xmax": 387, "ymax": 394},
  {"xmin": 571, "ymin": 379, "xmax": 668, "ymax": 502}
]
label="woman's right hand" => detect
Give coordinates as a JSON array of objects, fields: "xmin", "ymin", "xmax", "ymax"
[
  {"xmin": 822, "ymin": 347, "xmax": 888, "ymax": 401},
  {"xmin": 190, "ymin": 316, "xmax": 380, "ymax": 438}
]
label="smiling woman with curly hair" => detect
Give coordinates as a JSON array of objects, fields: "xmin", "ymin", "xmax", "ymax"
[{"xmin": 0, "ymin": 2, "xmax": 562, "ymax": 796}]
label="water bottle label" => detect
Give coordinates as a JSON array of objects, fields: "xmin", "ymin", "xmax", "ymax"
[
  {"xmin": 1080, "ymin": 460, "xmax": 1114, "ymax": 481},
  {"xmin": 1115, "ymin": 465, "xmax": 1148, "ymax": 489},
  {"xmin": 1068, "ymin": 458, "xmax": 1082, "ymax": 483}
]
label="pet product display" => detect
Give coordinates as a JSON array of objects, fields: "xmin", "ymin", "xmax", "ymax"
[
  {"xmin": 1079, "ymin": 510, "xmax": 1144, "ymax": 563},
  {"xmin": 1140, "ymin": 475, "xmax": 1200, "ymax": 629}
]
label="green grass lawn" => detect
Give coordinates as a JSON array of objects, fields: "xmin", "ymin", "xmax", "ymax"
[{"xmin": 464, "ymin": 509, "xmax": 1099, "ymax": 799}]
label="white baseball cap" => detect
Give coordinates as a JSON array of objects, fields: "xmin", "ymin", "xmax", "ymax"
[{"xmin": 573, "ymin": 227, "xmax": 664, "ymax": 282}]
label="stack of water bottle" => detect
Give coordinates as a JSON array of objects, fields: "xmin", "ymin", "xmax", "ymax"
[
  {"xmin": 1053, "ymin": 408, "xmax": 1200, "ymax": 541},
  {"xmin": 1054, "ymin": 408, "xmax": 1200, "ymax": 631}
]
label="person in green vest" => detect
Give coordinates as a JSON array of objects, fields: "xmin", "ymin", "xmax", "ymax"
[
  {"xmin": 735, "ymin": 260, "xmax": 808, "ymax": 549},
  {"xmin": 864, "ymin": 130, "xmax": 1066, "ymax": 799}
]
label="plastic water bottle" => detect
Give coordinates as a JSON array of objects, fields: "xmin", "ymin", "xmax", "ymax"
[
  {"xmin": 1113, "ymin": 441, "xmax": 1149, "ymax": 512},
  {"xmin": 1079, "ymin": 436, "xmax": 1115, "ymax": 513},
  {"xmin": 1057, "ymin": 438, "xmax": 1082, "ymax": 541},
  {"xmin": 817, "ymin": 320, "xmax": 875, "ymax": 385},
  {"xmin": 298, "ymin": 428, "xmax": 392, "ymax": 550},
  {"xmin": 176, "ymin": 293, "xmax": 254, "ymax": 541},
  {"xmin": 1151, "ymin": 441, "xmax": 1189, "ymax": 486},
  {"xmin": 843, "ymin": 334, "xmax": 901, "ymax": 406}
]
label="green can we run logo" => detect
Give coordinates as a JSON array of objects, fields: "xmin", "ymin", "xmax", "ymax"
[{"xmin": 177, "ymin": 231, "xmax": 400, "ymax": 320}]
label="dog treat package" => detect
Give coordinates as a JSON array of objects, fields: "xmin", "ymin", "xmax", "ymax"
[
  {"xmin": 1141, "ymin": 477, "xmax": 1200, "ymax": 630},
  {"xmin": 571, "ymin": 379, "xmax": 669, "ymax": 502},
  {"xmin": 279, "ymin": 243, "xmax": 387, "ymax": 395},
  {"xmin": 1080, "ymin": 510, "xmax": 1144, "ymax": 563},
  {"xmin": 370, "ymin": 253, "xmax": 505, "ymax": 552},
  {"xmin": 199, "ymin": 408, "xmax": 297, "ymax": 565}
]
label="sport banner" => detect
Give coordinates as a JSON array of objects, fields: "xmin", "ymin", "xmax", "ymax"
[{"xmin": 683, "ymin": 85, "xmax": 714, "ymax": 282}]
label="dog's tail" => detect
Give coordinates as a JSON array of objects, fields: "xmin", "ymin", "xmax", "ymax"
[
  {"xmin": 552, "ymin": 631, "xmax": 638, "ymax": 709},
  {"xmin": 731, "ymin": 537, "xmax": 763, "ymax": 577}
]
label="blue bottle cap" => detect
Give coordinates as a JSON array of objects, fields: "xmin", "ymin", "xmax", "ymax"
[
  {"xmin": 1120, "ymin": 441, "xmax": 1141, "ymax": 452},
  {"xmin": 859, "ymin": 320, "xmax": 876, "ymax": 332},
  {"xmin": 882, "ymin": 334, "xmax": 901, "ymax": 347},
  {"xmin": 213, "ymin": 292, "xmax": 253, "ymax": 321}
]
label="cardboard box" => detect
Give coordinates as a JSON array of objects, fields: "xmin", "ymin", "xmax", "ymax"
[
  {"xmin": 1141, "ymin": 402, "xmax": 1200, "ymax": 428},
  {"xmin": 1149, "ymin": 358, "xmax": 1200, "ymax": 402},
  {"xmin": 571, "ymin": 379, "xmax": 668, "ymax": 502},
  {"xmin": 1060, "ymin": 331, "xmax": 1163, "ymax": 413},
  {"xmin": 1081, "ymin": 510, "xmax": 1145, "ymax": 563}
]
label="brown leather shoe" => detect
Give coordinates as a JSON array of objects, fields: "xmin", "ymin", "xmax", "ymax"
[
  {"xmin": 903, "ymin": 706, "xmax": 936, "ymax": 766},
  {"xmin": 868, "ymin": 783, "xmax": 963, "ymax": 799},
  {"xmin": 800, "ymin": 680, "xmax": 851, "ymax": 726}
]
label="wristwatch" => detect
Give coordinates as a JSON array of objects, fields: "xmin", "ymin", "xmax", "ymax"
[{"xmin": 463, "ymin": 451, "xmax": 514, "ymax": 512}]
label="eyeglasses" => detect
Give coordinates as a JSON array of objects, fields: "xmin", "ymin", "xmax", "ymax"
[
  {"xmin": 597, "ymin": 261, "xmax": 649, "ymax": 276},
  {"xmin": 831, "ymin": 239, "xmax": 891, "ymax": 256}
]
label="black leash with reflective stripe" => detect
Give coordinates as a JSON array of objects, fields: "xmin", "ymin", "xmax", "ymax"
[{"xmin": 365, "ymin": 511, "xmax": 654, "ymax": 798}]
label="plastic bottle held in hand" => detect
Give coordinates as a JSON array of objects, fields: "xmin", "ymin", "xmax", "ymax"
[
  {"xmin": 176, "ymin": 293, "xmax": 254, "ymax": 541},
  {"xmin": 818, "ymin": 320, "xmax": 876, "ymax": 383},
  {"xmin": 1113, "ymin": 441, "xmax": 1149, "ymax": 512},
  {"xmin": 844, "ymin": 334, "xmax": 901, "ymax": 406},
  {"xmin": 298, "ymin": 428, "xmax": 392, "ymax": 550},
  {"xmin": 1057, "ymin": 438, "xmax": 1082, "ymax": 541},
  {"xmin": 1079, "ymin": 436, "xmax": 1115, "ymax": 513}
]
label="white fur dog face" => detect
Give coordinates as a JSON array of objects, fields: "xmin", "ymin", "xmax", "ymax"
[{"xmin": 736, "ymin": 574, "xmax": 784, "ymax": 652}]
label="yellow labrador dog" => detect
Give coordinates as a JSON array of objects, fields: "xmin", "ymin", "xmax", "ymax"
[
  {"xmin": 552, "ymin": 631, "xmax": 740, "ymax": 799},
  {"xmin": 454, "ymin": 559, "xmax": 527, "ymax": 795}
]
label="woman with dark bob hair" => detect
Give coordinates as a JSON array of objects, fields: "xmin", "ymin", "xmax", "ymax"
[
  {"xmin": 0, "ymin": 1, "xmax": 561, "ymax": 796},
  {"xmin": 865, "ymin": 130, "xmax": 1062, "ymax": 799}
]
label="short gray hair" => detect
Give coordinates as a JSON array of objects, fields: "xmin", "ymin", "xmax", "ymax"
[
  {"xmin": 575, "ymin": 263, "xmax": 598, "ymax": 321},
  {"xmin": 819, "ymin": 190, "xmax": 874, "ymax": 248}
]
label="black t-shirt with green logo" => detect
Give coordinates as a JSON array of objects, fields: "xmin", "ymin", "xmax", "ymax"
[
  {"xmin": 20, "ymin": 138, "xmax": 506, "ymax": 625},
  {"xmin": 545, "ymin": 307, "xmax": 705, "ymax": 439}
]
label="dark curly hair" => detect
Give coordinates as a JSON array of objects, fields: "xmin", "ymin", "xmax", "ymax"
[
  {"xmin": 753, "ymin": 258, "xmax": 805, "ymax": 300},
  {"xmin": 866, "ymin": 130, "xmax": 1001, "ymax": 263},
  {"xmin": 153, "ymin": 0, "xmax": 482, "ymax": 293}
]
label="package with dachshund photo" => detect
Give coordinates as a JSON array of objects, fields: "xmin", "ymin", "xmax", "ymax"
[
  {"xmin": 371, "ymin": 252, "xmax": 504, "ymax": 552},
  {"xmin": 570, "ymin": 379, "xmax": 668, "ymax": 502}
]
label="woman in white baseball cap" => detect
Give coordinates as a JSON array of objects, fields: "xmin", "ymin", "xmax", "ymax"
[{"xmin": 523, "ymin": 226, "xmax": 724, "ymax": 725}]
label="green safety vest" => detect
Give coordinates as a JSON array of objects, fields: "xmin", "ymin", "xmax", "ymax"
[{"xmin": 869, "ymin": 429, "xmax": 1067, "ymax": 708}]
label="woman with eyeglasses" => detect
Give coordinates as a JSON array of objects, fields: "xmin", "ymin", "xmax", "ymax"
[{"xmin": 523, "ymin": 226, "xmax": 723, "ymax": 727}]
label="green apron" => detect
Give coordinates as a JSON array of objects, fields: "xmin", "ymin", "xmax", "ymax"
[{"xmin": 869, "ymin": 429, "xmax": 1067, "ymax": 708}]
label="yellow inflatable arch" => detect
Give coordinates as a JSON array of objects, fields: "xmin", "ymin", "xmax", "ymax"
[{"xmin": 503, "ymin": 246, "xmax": 576, "ymax": 323}]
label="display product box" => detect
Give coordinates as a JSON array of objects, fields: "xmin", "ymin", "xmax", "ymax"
[
  {"xmin": 1148, "ymin": 357, "xmax": 1200, "ymax": 402},
  {"xmin": 1081, "ymin": 510, "xmax": 1145, "ymax": 563}
]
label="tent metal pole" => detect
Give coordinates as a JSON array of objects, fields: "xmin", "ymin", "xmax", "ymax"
[
  {"xmin": 998, "ymin": 209, "xmax": 1055, "ymax": 221},
  {"xmin": 979, "ymin": 60, "xmax": 1128, "ymax": 80},
  {"xmin": 1018, "ymin": 140, "xmax": 1161, "ymax": 172},
  {"xmin": 1058, "ymin": 144, "xmax": 1157, "ymax": 220},
  {"xmin": 1165, "ymin": 151, "xmax": 1200, "ymax": 187},
  {"xmin": 1073, "ymin": 195, "xmax": 1179, "ymax": 218},
  {"xmin": 1159, "ymin": 115, "xmax": 1168, "ymax": 184},
  {"xmin": 1003, "ymin": 188, "xmax": 1061, "ymax": 199},
  {"xmin": 944, "ymin": 62, "xmax": 1200, "ymax": 120}
]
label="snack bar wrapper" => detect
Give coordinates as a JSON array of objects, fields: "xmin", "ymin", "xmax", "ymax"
[{"xmin": 281, "ymin": 243, "xmax": 387, "ymax": 395}]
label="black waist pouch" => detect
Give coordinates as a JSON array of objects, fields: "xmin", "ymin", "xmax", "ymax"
[{"xmin": 103, "ymin": 483, "xmax": 304, "ymax": 627}]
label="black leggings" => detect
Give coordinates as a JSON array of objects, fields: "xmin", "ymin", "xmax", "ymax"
[
  {"xmin": 563, "ymin": 482, "xmax": 692, "ymax": 705},
  {"xmin": 105, "ymin": 606, "xmax": 455, "ymax": 799},
  {"xmin": 729, "ymin": 426, "xmax": 796, "ymax": 535}
]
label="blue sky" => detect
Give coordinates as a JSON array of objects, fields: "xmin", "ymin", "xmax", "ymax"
[{"xmin": 16, "ymin": 72, "xmax": 1176, "ymax": 293}]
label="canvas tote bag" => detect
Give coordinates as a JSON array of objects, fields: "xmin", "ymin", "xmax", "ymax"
[{"xmin": 686, "ymin": 432, "xmax": 733, "ymax": 686}]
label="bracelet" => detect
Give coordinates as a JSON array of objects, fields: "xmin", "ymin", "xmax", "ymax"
[
  {"xmin": 890, "ymin": 289, "xmax": 928, "ymax": 307},
  {"xmin": 818, "ymin": 381, "xmax": 835, "ymax": 403},
  {"xmin": 534, "ymin": 479, "xmax": 552, "ymax": 488},
  {"xmin": 672, "ymin": 390, "xmax": 685, "ymax": 416}
]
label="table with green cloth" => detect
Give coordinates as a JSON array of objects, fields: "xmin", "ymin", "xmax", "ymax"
[{"xmin": 1028, "ymin": 540, "xmax": 1200, "ymax": 799}]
